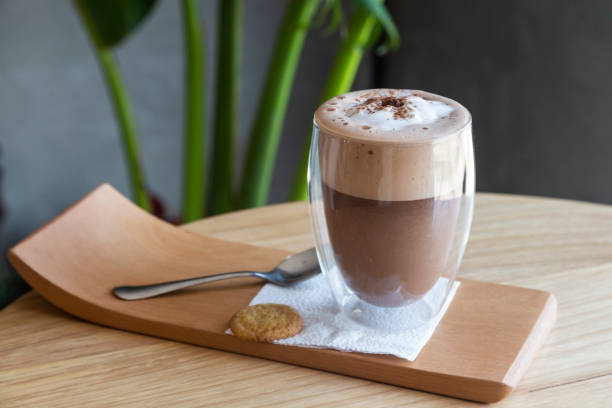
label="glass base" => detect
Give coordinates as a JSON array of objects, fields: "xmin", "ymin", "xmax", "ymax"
[{"xmin": 337, "ymin": 277, "xmax": 452, "ymax": 331}]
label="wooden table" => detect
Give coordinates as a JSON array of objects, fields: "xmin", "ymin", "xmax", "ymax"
[{"xmin": 1, "ymin": 194, "xmax": 611, "ymax": 406}]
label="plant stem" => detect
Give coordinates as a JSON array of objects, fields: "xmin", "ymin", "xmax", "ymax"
[
  {"xmin": 238, "ymin": 0, "xmax": 321, "ymax": 208},
  {"xmin": 208, "ymin": 0, "xmax": 242, "ymax": 215},
  {"xmin": 288, "ymin": 7, "xmax": 378, "ymax": 201},
  {"xmin": 73, "ymin": 0, "xmax": 151, "ymax": 211},
  {"xmin": 181, "ymin": 0, "xmax": 206, "ymax": 222}
]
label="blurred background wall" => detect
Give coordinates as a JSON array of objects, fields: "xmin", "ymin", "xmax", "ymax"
[
  {"xmin": 2, "ymin": 0, "xmax": 612, "ymax": 302},
  {"xmin": 383, "ymin": 0, "xmax": 612, "ymax": 203}
]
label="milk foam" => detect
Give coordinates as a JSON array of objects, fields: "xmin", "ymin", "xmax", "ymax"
[
  {"xmin": 347, "ymin": 92, "xmax": 454, "ymax": 131},
  {"xmin": 315, "ymin": 89, "xmax": 472, "ymax": 201},
  {"xmin": 315, "ymin": 89, "xmax": 470, "ymax": 143}
]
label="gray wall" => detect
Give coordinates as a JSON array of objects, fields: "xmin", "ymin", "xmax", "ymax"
[{"xmin": 384, "ymin": 0, "xmax": 612, "ymax": 203}]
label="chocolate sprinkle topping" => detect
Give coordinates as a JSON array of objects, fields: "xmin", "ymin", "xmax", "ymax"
[
  {"xmin": 346, "ymin": 95, "xmax": 419, "ymax": 120},
  {"xmin": 380, "ymin": 97, "xmax": 404, "ymax": 108}
]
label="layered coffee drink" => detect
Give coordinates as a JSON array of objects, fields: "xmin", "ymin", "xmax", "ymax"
[{"xmin": 313, "ymin": 89, "xmax": 472, "ymax": 308}]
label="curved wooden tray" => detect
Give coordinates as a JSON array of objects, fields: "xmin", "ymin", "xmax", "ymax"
[{"xmin": 8, "ymin": 184, "xmax": 556, "ymax": 403}]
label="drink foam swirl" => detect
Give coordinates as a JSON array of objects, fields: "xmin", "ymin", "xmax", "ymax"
[{"xmin": 315, "ymin": 89, "xmax": 470, "ymax": 143}]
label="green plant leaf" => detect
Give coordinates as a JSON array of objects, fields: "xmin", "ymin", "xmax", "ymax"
[
  {"xmin": 208, "ymin": 0, "xmax": 242, "ymax": 216},
  {"xmin": 77, "ymin": 0, "xmax": 158, "ymax": 47},
  {"xmin": 365, "ymin": 19, "xmax": 383, "ymax": 50},
  {"xmin": 181, "ymin": 0, "xmax": 207, "ymax": 222},
  {"xmin": 73, "ymin": 0, "xmax": 152, "ymax": 211},
  {"xmin": 326, "ymin": 0, "xmax": 344, "ymax": 34},
  {"xmin": 349, "ymin": 0, "xmax": 399, "ymax": 53},
  {"xmin": 239, "ymin": 0, "xmax": 322, "ymax": 208},
  {"xmin": 288, "ymin": 6, "xmax": 379, "ymax": 201},
  {"xmin": 314, "ymin": 0, "xmax": 333, "ymax": 28},
  {"xmin": 314, "ymin": 0, "xmax": 343, "ymax": 35}
]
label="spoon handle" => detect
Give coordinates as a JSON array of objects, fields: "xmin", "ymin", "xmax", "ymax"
[{"xmin": 113, "ymin": 270, "xmax": 260, "ymax": 300}]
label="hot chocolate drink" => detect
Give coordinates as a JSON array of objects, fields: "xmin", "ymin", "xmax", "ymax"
[{"xmin": 314, "ymin": 89, "xmax": 472, "ymax": 307}]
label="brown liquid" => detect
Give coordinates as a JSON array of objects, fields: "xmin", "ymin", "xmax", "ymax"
[{"xmin": 323, "ymin": 183, "xmax": 460, "ymax": 307}]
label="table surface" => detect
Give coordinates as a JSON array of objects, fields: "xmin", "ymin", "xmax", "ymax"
[{"xmin": 1, "ymin": 194, "xmax": 611, "ymax": 407}]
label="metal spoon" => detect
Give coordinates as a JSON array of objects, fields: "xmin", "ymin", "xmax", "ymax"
[{"xmin": 113, "ymin": 247, "xmax": 320, "ymax": 300}]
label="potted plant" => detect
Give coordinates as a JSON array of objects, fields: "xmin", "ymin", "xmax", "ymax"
[{"xmin": 73, "ymin": 0, "xmax": 399, "ymax": 221}]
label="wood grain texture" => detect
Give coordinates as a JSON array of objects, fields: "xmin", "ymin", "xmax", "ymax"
[
  {"xmin": 6, "ymin": 185, "xmax": 554, "ymax": 402},
  {"xmin": 1, "ymin": 185, "xmax": 609, "ymax": 407}
]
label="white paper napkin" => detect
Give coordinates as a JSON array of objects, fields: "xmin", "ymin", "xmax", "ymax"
[{"xmin": 229, "ymin": 273, "xmax": 460, "ymax": 361}]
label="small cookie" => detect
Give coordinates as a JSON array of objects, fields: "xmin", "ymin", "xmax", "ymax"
[{"xmin": 230, "ymin": 303, "xmax": 303, "ymax": 342}]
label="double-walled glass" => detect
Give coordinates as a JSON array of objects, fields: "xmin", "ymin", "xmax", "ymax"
[{"xmin": 308, "ymin": 107, "xmax": 474, "ymax": 330}]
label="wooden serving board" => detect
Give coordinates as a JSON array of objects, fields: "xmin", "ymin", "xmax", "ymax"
[{"xmin": 8, "ymin": 184, "xmax": 556, "ymax": 403}]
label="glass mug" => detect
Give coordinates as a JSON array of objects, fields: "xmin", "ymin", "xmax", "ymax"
[{"xmin": 308, "ymin": 89, "xmax": 474, "ymax": 330}]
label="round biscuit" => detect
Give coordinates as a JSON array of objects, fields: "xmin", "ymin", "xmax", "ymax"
[{"xmin": 229, "ymin": 303, "xmax": 303, "ymax": 342}]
